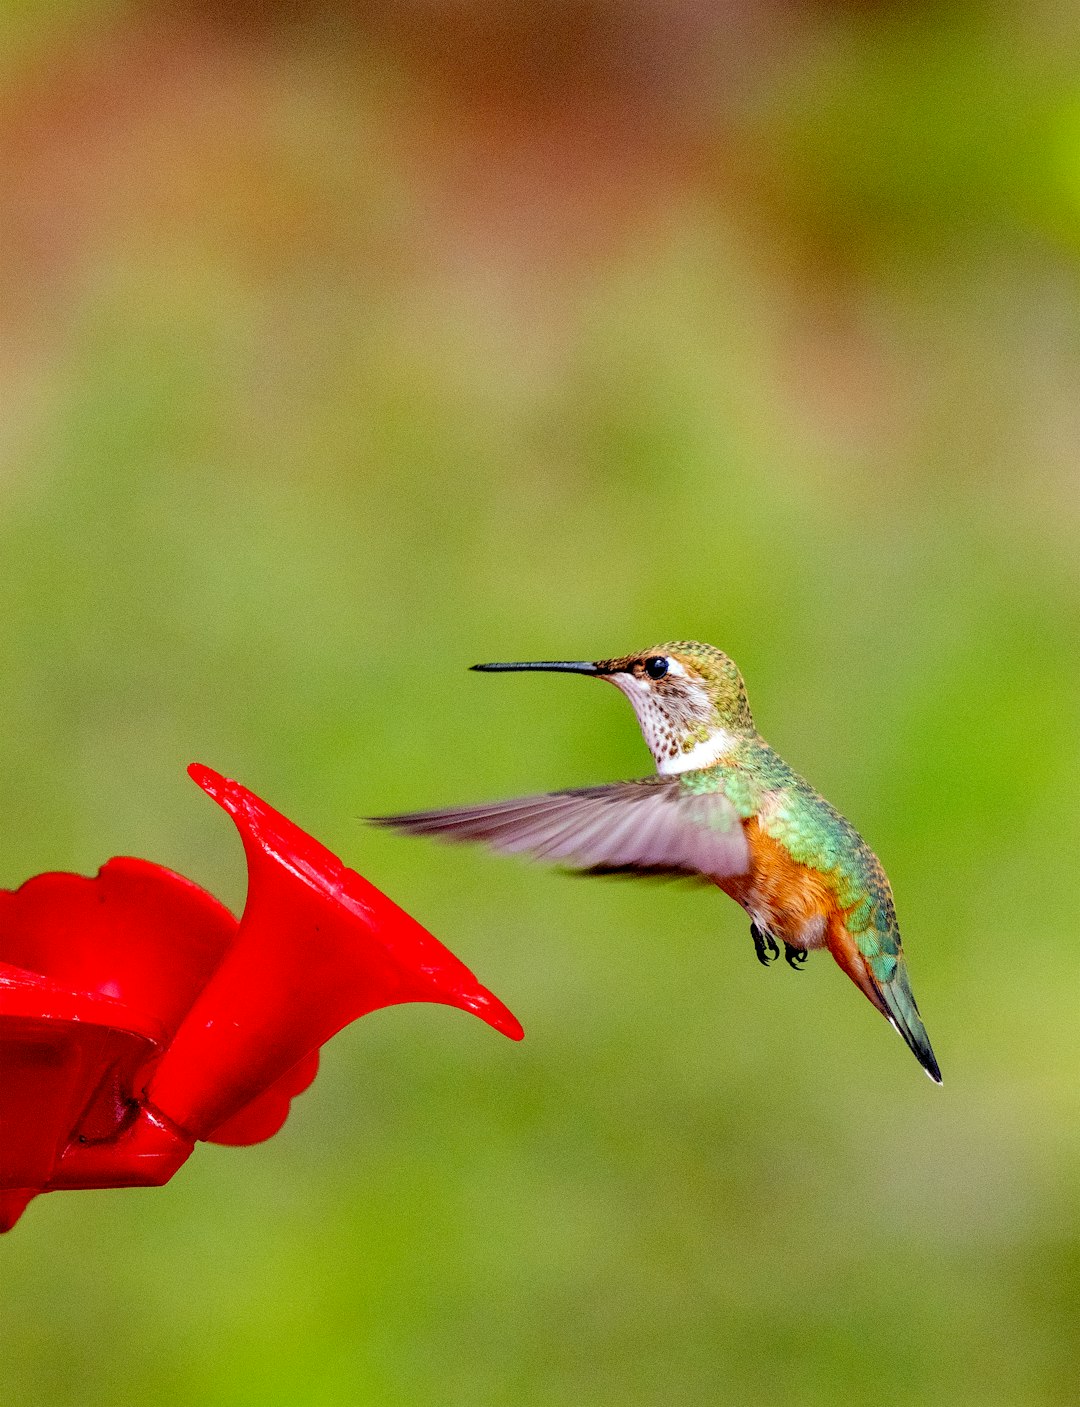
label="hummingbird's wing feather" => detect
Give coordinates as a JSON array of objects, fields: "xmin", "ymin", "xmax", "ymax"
[{"xmin": 370, "ymin": 779, "xmax": 750, "ymax": 881}]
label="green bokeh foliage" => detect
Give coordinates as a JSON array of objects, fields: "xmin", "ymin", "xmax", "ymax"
[{"xmin": 2, "ymin": 5, "xmax": 1079, "ymax": 1405}]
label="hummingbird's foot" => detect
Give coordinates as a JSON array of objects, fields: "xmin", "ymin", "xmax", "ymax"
[
  {"xmin": 783, "ymin": 942, "xmax": 808, "ymax": 970},
  {"xmin": 750, "ymin": 922, "xmax": 779, "ymax": 967}
]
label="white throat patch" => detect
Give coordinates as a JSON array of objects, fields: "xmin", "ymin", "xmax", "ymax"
[{"xmin": 657, "ymin": 730, "xmax": 739, "ymax": 775}]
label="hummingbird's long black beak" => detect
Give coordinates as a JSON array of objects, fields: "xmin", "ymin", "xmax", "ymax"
[{"xmin": 470, "ymin": 660, "xmax": 605, "ymax": 676}]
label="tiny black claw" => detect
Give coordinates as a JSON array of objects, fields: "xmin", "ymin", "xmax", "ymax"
[
  {"xmin": 784, "ymin": 942, "xmax": 808, "ymax": 970},
  {"xmin": 751, "ymin": 922, "xmax": 779, "ymax": 967}
]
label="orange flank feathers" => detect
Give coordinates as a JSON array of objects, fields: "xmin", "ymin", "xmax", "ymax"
[{"xmin": 720, "ymin": 821, "xmax": 834, "ymax": 951}]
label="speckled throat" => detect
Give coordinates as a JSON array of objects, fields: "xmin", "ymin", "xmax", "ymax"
[{"xmin": 605, "ymin": 669, "xmax": 731, "ymax": 772}]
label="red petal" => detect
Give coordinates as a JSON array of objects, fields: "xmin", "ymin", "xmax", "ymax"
[
  {"xmin": 0, "ymin": 962, "xmax": 161, "ymax": 1197},
  {"xmin": 0, "ymin": 858, "xmax": 237, "ymax": 1041},
  {"xmin": 205, "ymin": 1052, "xmax": 320, "ymax": 1146},
  {"xmin": 0, "ymin": 1190, "xmax": 37, "ymax": 1234},
  {"xmin": 144, "ymin": 766, "xmax": 522, "ymax": 1141}
]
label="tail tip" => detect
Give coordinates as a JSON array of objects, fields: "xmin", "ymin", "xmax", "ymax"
[{"xmin": 920, "ymin": 1047, "xmax": 943, "ymax": 1085}]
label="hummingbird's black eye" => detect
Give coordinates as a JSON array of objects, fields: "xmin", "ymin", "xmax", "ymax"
[{"xmin": 644, "ymin": 656, "xmax": 669, "ymax": 680}]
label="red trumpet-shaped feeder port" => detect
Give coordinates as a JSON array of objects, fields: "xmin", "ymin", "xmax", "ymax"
[{"xmin": 0, "ymin": 764, "xmax": 522, "ymax": 1232}]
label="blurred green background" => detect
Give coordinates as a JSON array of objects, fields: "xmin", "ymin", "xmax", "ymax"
[{"xmin": 1, "ymin": 3, "xmax": 1079, "ymax": 1404}]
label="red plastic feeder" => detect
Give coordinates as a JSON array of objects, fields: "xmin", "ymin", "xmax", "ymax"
[{"xmin": 0, "ymin": 764, "xmax": 522, "ymax": 1232}]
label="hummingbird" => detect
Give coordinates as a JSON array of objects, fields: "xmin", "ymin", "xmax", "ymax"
[{"xmin": 371, "ymin": 642, "xmax": 941, "ymax": 1083}]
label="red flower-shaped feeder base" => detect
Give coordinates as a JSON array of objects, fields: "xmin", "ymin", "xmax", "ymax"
[{"xmin": 0, "ymin": 765, "xmax": 522, "ymax": 1232}]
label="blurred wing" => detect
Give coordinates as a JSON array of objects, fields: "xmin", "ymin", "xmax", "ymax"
[{"xmin": 370, "ymin": 778, "xmax": 750, "ymax": 881}]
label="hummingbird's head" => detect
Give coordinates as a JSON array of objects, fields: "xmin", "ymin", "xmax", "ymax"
[{"xmin": 472, "ymin": 641, "xmax": 754, "ymax": 775}]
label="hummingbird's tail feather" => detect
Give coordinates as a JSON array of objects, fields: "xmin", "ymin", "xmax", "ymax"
[
  {"xmin": 875, "ymin": 966, "xmax": 942, "ymax": 1085},
  {"xmin": 826, "ymin": 919, "xmax": 942, "ymax": 1084}
]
